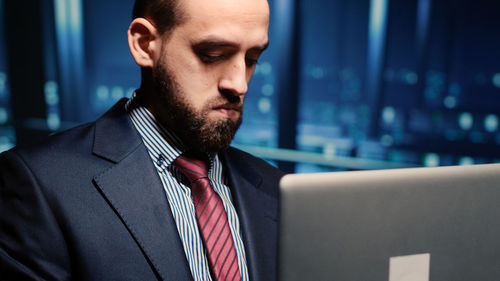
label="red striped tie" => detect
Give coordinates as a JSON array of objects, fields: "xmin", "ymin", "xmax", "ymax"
[{"xmin": 174, "ymin": 153, "xmax": 242, "ymax": 281}]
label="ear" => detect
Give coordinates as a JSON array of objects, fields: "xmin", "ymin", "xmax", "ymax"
[{"xmin": 128, "ymin": 18, "xmax": 161, "ymax": 68}]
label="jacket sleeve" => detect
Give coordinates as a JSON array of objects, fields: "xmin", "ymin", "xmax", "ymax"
[{"xmin": 0, "ymin": 150, "xmax": 71, "ymax": 281}]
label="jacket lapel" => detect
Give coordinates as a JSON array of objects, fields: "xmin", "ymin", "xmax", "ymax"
[
  {"xmin": 91, "ymin": 100, "xmax": 193, "ymax": 281},
  {"xmin": 221, "ymin": 149, "xmax": 279, "ymax": 281}
]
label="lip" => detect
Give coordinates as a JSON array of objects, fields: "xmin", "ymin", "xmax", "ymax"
[{"xmin": 212, "ymin": 103, "xmax": 242, "ymax": 118}]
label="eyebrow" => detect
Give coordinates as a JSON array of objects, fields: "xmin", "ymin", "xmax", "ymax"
[{"xmin": 191, "ymin": 36, "xmax": 270, "ymax": 53}]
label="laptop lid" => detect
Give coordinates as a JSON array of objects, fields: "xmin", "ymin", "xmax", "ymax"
[{"xmin": 279, "ymin": 164, "xmax": 500, "ymax": 281}]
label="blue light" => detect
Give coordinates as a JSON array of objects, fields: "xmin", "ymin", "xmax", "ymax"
[
  {"xmin": 55, "ymin": 0, "xmax": 83, "ymax": 33},
  {"xmin": 366, "ymin": 0, "xmax": 388, "ymax": 107},
  {"xmin": 416, "ymin": 0, "xmax": 431, "ymax": 52},
  {"xmin": 111, "ymin": 86, "xmax": 124, "ymax": 101},
  {"xmin": 54, "ymin": 0, "xmax": 68, "ymax": 32},
  {"xmin": 0, "ymin": 107, "xmax": 7, "ymax": 124},
  {"xmin": 322, "ymin": 143, "xmax": 336, "ymax": 159},
  {"xmin": 96, "ymin": 85, "xmax": 109, "ymax": 101},
  {"xmin": 0, "ymin": 136, "xmax": 14, "ymax": 153},
  {"xmin": 369, "ymin": 0, "xmax": 388, "ymax": 36},
  {"xmin": 492, "ymin": 73, "xmax": 500, "ymax": 88},
  {"xmin": 458, "ymin": 157, "xmax": 474, "ymax": 166},
  {"xmin": 54, "ymin": 0, "xmax": 86, "ymax": 121},
  {"xmin": 258, "ymin": 98, "xmax": 271, "ymax": 114},
  {"xmin": 259, "ymin": 62, "xmax": 272, "ymax": 75},
  {"xmin": 44, "ymin": 81, "xmax": 59, "ymax": 106},
  {"xmin": 458, "ymin": 112, "xmax": 473, "ymax": 130},
  {"xmin": 443, "ymin": 96, "xmax": 457, "ymax": 109},
  {"xmin": 47, "ymin": 113, "xmax": 61, "ymax": 131},
  {"xmin": 380, "ymin": 134, "xmax": 394, "ymax": 147},
  {"xmin": 404, "ymin": 71, "xmax": 418, "ymax": 85},
  {"xmin": 423, "ymin": 153, "xmax": 440, "ymax": 167},
  {"xmin": 0, "ymin": 72, "xmax": 6, "ymax": 93},
  {"xmin": 382, "ymin": 106, "xmax": 396, "ymax": 124},
  {"xmin": 311, "ymin": 67, "xmax": 325, "ymax": 80},
  {"xmin": 276, "ymin": 0, "xmax": 288, "ymax": 14},
  {"xmin": 261, "ymin": 84, "xmax": 274, "ymax": 96},
  {"xmin": 0, "ymin": 72, "xmax": 4, "ymax": 80},
  {"xmin": 484, "ymin": 114, "xmax": 499, "ymax": 132},
  {"xmin": 69, "ymin": 0, "xmax": 82, "ymax": 33},
  {"xmin": 367, "ymin": 0, "xmax": 388, "ymax": 68}
]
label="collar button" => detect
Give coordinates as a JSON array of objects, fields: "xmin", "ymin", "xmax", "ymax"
[{"xmin": 157, "ymin": 155, "xmax": 166, "ymax": 166}]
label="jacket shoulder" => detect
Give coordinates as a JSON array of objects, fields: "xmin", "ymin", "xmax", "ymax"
[
  {"xmin": 2, "ymin": 122, "xmax": 95, "ymax": 163},
  {"xmin": 223, "ymin": 146, "xmax": 285, "ymax": 198}
]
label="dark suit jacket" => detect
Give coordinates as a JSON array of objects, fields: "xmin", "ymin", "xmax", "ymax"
[{"xmin": 0, "ymin": 99, "xmax": 284, "ymax": 281}]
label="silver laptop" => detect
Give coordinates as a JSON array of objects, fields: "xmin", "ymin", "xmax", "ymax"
[{"xmin": 279, "ymin": 164, "xmax": 500, "ymax": 281}]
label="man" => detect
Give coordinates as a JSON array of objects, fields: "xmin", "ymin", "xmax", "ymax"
[{"xmin": 0, "ymin": 0, "xmax": 283, "ymax": 280}]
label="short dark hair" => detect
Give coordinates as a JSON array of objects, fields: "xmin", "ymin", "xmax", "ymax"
[{"xmin": 132, "ymin": 0, "xmax": 186, "ymax": 34}]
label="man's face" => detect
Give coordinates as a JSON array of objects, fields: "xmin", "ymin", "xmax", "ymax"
[{"xmin": 149, "ymin": 0, "xmax": 270, "ymax": 152}]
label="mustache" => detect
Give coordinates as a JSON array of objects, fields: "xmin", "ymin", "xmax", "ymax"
[{"xmin": 206, "ymin": 93, "xmax": 243, "ymax": 113}]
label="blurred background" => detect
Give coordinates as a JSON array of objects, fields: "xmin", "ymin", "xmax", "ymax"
[{"xmin": 1, "ymin": 0, "xmax": 499, "ymax": 173}]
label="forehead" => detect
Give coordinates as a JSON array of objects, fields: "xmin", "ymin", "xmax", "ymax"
[{"xmin": 176, "ymin": 0, "xmax": 270, "ymax": 45}]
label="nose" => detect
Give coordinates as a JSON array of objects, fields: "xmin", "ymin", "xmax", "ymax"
[{"xmin": 218, "ymin": 57, "xmax": 249, "ymax": 97}]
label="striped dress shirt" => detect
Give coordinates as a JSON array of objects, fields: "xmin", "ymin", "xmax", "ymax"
[{"xmin": 126, "ymin": 98, "xmax": 249, "ymax": 281}]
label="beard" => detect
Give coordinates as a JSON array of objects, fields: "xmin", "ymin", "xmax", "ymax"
[{"xmin": 149, "ymin": 61, "xmax": 243, "ymax": 153}]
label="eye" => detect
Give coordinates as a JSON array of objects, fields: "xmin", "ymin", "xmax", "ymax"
[{"xmin": 198, "ymin": 52, "xmax": 226, "ymax": 64}]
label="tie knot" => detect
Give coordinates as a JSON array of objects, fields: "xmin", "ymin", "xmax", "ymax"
[{"xmin": 173, "ymin": 153, "xmax": 210, "ymax": 183}]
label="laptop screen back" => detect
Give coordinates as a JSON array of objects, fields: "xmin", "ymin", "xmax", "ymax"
[{"xmin": 279, "ymin": 164, "xmax": 500, "ymax": 281}]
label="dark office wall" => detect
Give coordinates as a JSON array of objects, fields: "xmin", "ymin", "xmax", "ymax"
[{"xmin": 3, "ymin": 0, "xmax": 48, "ymax": 145}]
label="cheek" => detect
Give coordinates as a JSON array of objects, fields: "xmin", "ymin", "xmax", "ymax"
[
  {"xmin": 162, "ymin": 48, "xmax": 222, "ymax": 108},
  {"xmin": 176, "ymin": 53, "xmax": 218, "ymax": 87},
  {"xmin": 184, "ymin": 69, "xmax": 224, "ymax": 107},
  {"xmin": 168, "ymin": 64, "xmax": 215, "ymax": 107},
  {"xmin": 181, "ymin": 72, "xmax": 218, "ymax": 109}
]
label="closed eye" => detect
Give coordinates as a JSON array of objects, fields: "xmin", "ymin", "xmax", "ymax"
[
  {"xmin": 198, "ymin": 52, "xmax": 228, "ymax": 64},
  {"xmin": 192, "ymin": 42, "xmax": 236, "ymax": 65},
  {"xmin": 192, "ymin": 38, "xmax": 268, "ymax": 67}
]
